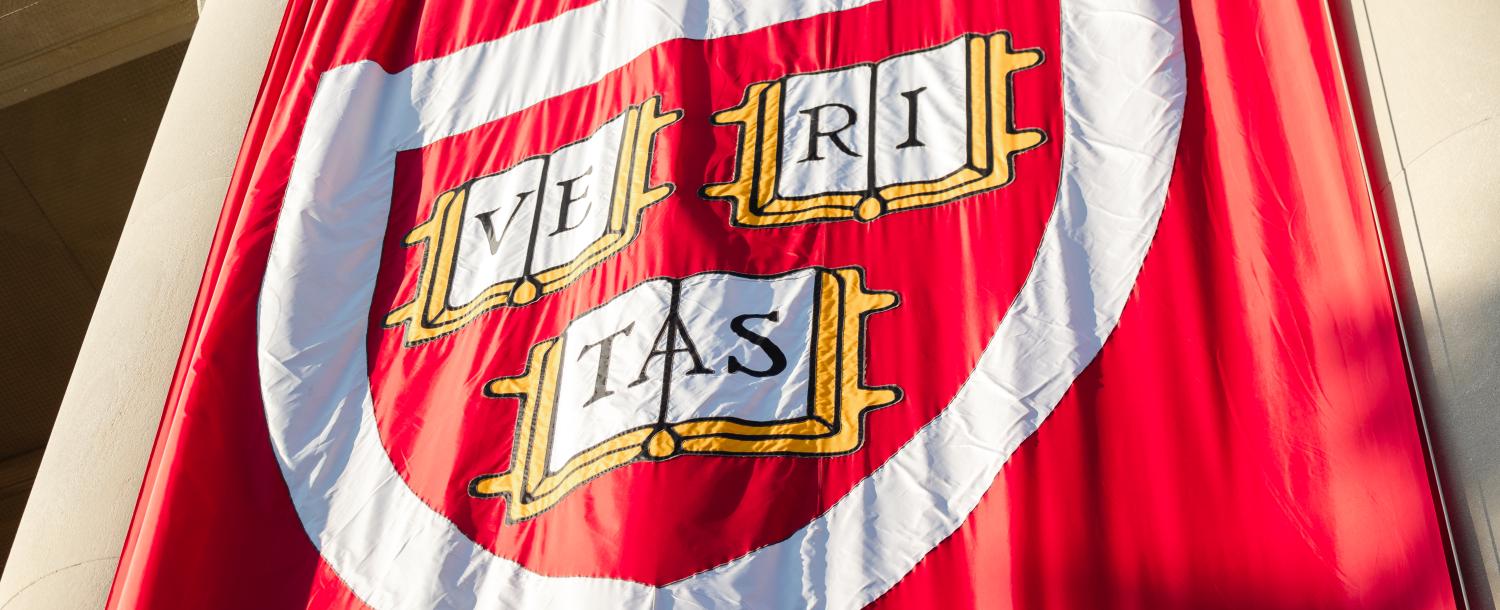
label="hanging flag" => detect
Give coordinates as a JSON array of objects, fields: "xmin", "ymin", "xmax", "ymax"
[{"xmin": 107, "ymin": 0, "xmax": 1461, "ymax": 608}]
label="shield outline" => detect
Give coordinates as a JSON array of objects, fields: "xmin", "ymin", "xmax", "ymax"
[{"xmin": 255, "ymin": 0, "xmax": 1187, "ymax": 607}]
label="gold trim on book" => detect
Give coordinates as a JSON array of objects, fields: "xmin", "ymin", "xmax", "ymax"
[
  {"xmin": 384, "ymin": 97, "xmax": 682, "ymax": 346},
  {"xmin": 469, "ymin": 266, "xmax": 900, "ymax": 522},
  {"xmin": 702, "ymin": 32, "xmax": 1044, "ymax": 227}
]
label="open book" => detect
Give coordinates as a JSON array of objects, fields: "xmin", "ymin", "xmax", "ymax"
[
  {"xmin": 385, "ymin": 97, "xmax": 681, "ymax": 345},
  {"xmin": 470, "ymin": 266, "xmax": 900, "ymax": 521},
  {"xmin": 703, "ymin": 32, "xmax": 1044, "ymax": 227}
]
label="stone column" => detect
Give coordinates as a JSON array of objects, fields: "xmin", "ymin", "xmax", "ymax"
[
  {"xmin": 0, "ymin": 0, "xmax": 288, "ymax": 607},
  {"xmin": 1337, "ymin": 1, "xmax": 1500, "ymax": 608}
]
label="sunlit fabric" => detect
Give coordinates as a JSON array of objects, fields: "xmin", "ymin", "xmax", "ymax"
[{"xmin": 107, "ymin": 0, "xmax": 1458, "ymax": 608}]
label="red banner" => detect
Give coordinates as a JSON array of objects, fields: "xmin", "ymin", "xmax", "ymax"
[{"xmin": 108, "ymin": 0, "xmax": 1459, "ymax": 608}]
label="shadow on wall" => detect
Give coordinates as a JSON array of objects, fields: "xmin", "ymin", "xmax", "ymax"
[
  {"xmin": 1391, "ymin": 276, "xmax": 1500, "ymax": 610},
  {"xmin": 1329, "ymin": 2, "xmax": 1500, "ymax": 607},
  {"xmin": 0, "ymin": 42, "xmax": 192, "ymax": 576}
]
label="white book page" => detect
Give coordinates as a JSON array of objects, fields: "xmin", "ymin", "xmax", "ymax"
[
  {"xmin": 874, "ymin": 37, "xmax": 971, "ymax": 187},
  {"xmin": 664, "ymin": 270, "xmax": 816, "ymax": 426},
  {"xmin": 447, "ymin": 158, "xmax": 543, "ymax": 306},
  {"xmin": 529, "ymin": 116, "xmax": 626, "ymax": 271},
  {"xmin": 547, "ymin": 279, "xmax": 672, "ymax": 473},
  {"xmin": 777, "ymin": 67, "xmax": 873, "ymax": 198}
]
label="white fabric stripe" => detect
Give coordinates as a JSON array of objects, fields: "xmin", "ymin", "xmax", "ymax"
[
  {"xmin": 658, "ymin": 0, "xmax": 1186, "ymax": 606},
  {"xmin": 256, "ymin": 0, "xmax": 1185, "ymax": 608}
]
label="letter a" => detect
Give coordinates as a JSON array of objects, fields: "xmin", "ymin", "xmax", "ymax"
[{"xmin": 630, "ymin": 313, "xmax": 713, "ymax": 387}]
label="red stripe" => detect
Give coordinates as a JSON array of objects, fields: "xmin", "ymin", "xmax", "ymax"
[{"xmin": 872, "ymin": 0, "xmax": 1457, "ymax": 607}]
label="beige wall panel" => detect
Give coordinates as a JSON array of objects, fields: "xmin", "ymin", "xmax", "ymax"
[
  {"xmin": 0, "ymin": 0, "xmax": 197, "ymax": 108},
  {"xmin": 1343, "ymin": 0, "xmax": 1500, "ymax": 607}
]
